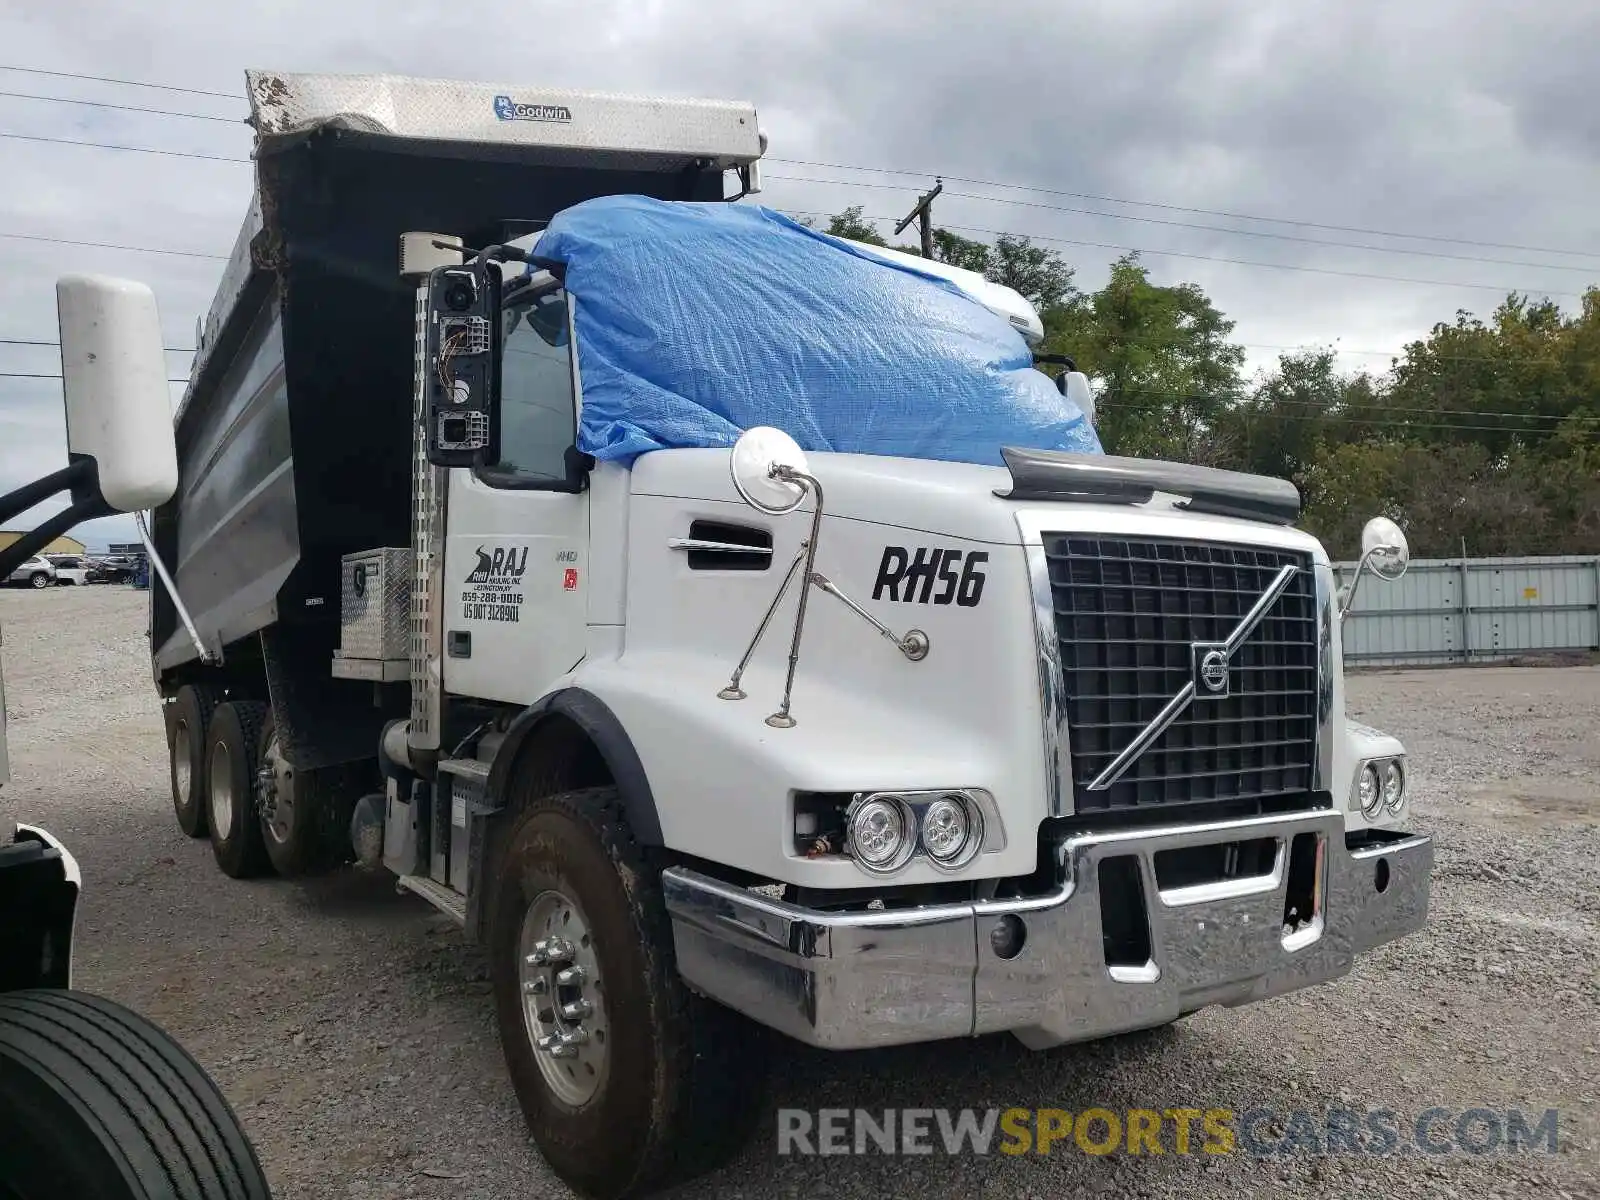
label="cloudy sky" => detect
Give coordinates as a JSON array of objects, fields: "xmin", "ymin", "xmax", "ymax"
[{"xmin": 3, "ymin": 0, "xmax": 1598, "ymax": 549}]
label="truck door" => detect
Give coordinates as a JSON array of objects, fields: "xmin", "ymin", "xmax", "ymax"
[{"xmin": 443, "ymin": 280, "xmax": 588, "ymax": 705}]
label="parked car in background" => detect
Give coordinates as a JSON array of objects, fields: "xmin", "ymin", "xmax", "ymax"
[
  {"xmin": 88, "ymin": 555, "xmax": 139, "ymax": 584},
  {"xmin": 44, "ymin": 554, "xmax": 91, "ymax": 585},
  {"xmin": 4, "ymin": 556, "xmax": 55, "ymax": 589}
]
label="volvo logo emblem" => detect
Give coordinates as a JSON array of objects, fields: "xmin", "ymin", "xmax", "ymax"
[{"xmin": 1192, "ymin": 642, "xmax": 1231, "ymax": 698}]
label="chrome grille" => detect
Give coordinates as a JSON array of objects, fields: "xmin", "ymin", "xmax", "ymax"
[{"xmin": 1044, "ymin": 534, "xmax": 1318, "ymax": 816}]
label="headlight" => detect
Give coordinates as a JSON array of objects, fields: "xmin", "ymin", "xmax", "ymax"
[
  {"xmin": 845, "ymin": 794, "xmax": 915, "ymax": 874},
  {"xmin": 920, "ymin": 794, "xmax": 982, "ymax": 869},
  {"xmin": 1382, "ymin": 760, "xmax": 1405, "ymax": 811},
  {"xmin": 1357, "ymin": 764, "xmax": 1382, "ymax": 818}
]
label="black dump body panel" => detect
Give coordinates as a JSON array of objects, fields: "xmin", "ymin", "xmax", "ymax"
[{"xmin": 152, "ymin": 131, "xmax": 724, "ymax": 698}]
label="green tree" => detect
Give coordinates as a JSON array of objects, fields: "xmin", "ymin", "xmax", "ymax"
[
  {"xmin": 822, "ymin": 206, "xmax": 887, "ymax": 246},
  {"xmin": 1047, "ymin": 254, "xmax": 1245, "ymax": 463},
  {"xmin": 989, "ymin": 234, "xmax": 1076, "ymax": 311},
  {"xmin": 930, "ymin": 228, "xmax": 991, "ymax": 273}
]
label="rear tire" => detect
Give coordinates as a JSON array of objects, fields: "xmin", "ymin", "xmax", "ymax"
[
  {"xmin": 257, "ymin": 716, "xmax": 364, "ymax": 877},
  {"xmin": 489, "ymin": 786, "xmax": 768, "ymax": 1199},
  {"xmin": 27, "ymin": 573, "xmax": 48, "ymax": 589},
  {"xmin": 168, "ymin": 685, "xmax": 220, "ymax": 838},
  {"xmin": 205, "ymin": 701, "xmax": 272, "ymax": 879},
  {"xmin": 0, "ymin": 988, "xmax": 272, "ymax": 1199}
]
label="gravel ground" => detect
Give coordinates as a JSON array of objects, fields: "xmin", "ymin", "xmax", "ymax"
[{"xmin": 2, "ymin": 585, "xmax": 1596, "ymax": 1200}]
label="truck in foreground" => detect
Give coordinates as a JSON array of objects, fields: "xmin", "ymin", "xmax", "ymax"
[
  {"xmin": 0, "ymin": 276, "xmax": 272, "ymax": 1198},
  {"xmin": 130, "ymin": 70, "xmax": 1430, "ymax": 1199}
]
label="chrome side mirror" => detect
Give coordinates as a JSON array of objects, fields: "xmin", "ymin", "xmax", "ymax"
[
  {"xmin": 729, "ymin": 425, "xmax": 809, "ymax": 514},
  {"xmin": 1361, "ymin": 516, "xmax": 1410, "ymax": 581},
  {"xmin": 1340, "ymin": 516, "xmax": 1411, "ymax": 623}
]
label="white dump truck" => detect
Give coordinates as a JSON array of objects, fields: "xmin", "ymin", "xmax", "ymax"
[{"xmin": 127, "ymin": 70, "xmax": 1429, "ymax": 1199}]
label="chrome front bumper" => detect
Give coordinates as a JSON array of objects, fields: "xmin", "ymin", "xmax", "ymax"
[{"xmin": 662, "ymin": 809, "xmax": 1431, "ymax": 1050}]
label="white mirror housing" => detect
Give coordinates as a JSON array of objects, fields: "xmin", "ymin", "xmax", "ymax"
[
  {"xmin": 56, "ymin": 274, "xmax": 179, "ymax": 514},
  {"xmin": 1063, "ymin": 371, "xmax": 1095, "ymax": 427}
]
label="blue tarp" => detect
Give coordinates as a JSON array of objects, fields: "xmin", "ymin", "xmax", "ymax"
[{"xmin": 534, "ymin": 196, "xmax": 1102, "ymax": 466}]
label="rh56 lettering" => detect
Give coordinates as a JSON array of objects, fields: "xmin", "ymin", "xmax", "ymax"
[{"xmin": 872, "ymin": 546, "xmax": 988, "ymax": 607}]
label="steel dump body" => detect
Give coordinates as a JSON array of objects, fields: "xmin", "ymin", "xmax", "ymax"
[{"xmin": 151, "ymin": 71, "xmax": 761, "ymax": 684}]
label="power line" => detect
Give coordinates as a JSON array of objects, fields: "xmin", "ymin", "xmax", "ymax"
[
  {"xmin": 0, "ymin": 64, "xmax": 237, "ymax": 100},
  {"xmin": 1040, "ymin": 327, "xmax": 1568, "ymax": 369},
  {"xmin": 0, "ymin": 230, "xmax": 228, "ymax": 259},
  {"xmin": 769, "ymin": 157, "xmax": 1600, "ymax": 262},
  {"xmin": 0, "ymin": 214, "xmax": 1577, "ymax": 367},
  {"xmin": 0, "ymin": 88, "xmax": 242, "ymax": 125},
  {"xmin": 0, "ymin": 370, "xmax": 190, "ymax": 381},
  {"xmin": 783, "ymin": 209, "xmax": 1587, "ymax": 299},
  {"xmin": 0, "ymin": 130, "xmax": 247, "ymax": 163},
  {"xmin": 769, "ymin": 172, "xmax": 1600, "ymax": 275},
  {"xmin": 1104, "ymin": 399, "xmax": 1597, "ymax": 439},
  {"xmin": 4, "ymin": 121, "xmax": 1582, "ymax": 298},
  {"xmin": 0, "ymin": 337, "xmax": 195, "ymax": 352},
  {"xmin": 2, "ymin": 62, "xmax": 1588, "ymax": 265},
  {"xmin": 1109, "ymin": 384, "xmax": 1600, "ymax": 424}
]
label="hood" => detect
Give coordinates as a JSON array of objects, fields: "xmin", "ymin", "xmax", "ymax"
[{"xmin": 628, "ymin": 448, "xmax": 1329, "ymax": 561}]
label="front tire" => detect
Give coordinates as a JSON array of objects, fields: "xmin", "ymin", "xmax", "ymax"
[
  {"xmin": 489, "ymin": 787, "xmax": 767, "ymax": 1199},
  {"xmin": 205, "ymin": 701, "xmax": 272, "ymax": 879},
  {"xmin": 0, "ymin": 988, "xmax": 272, "ymax": 1199}
]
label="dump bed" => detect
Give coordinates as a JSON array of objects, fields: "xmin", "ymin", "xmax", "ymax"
[{"xmin": 151, "ymin": 70, "xmax": 763, "ymax": 678}]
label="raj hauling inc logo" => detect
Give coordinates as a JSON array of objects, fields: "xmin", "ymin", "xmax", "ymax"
[
  {"xmin": 465, "ymin": 546, "xmax": 528, "ymax": 585},
  {"xmin": 493, "ymin": 95, "xmax": 573, "ymax": 123}
]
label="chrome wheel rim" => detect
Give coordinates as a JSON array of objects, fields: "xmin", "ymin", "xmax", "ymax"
[
  {"xmin": 173, "ymin": 719, "xmax": 192, "ymax": 805},
  {"xmin": 257, "ymin": 733, "xmax": 295, "ymax": 845},
  {"xmin": 209, "ymin": 741, "xmax": 234, "ymax": 841},
  {"xmin": 518, "ymin": 889, "xmax": 609, "ymax": 1107}
]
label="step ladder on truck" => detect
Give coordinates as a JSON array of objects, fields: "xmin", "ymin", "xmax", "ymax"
[{"xmin": 114, "ymin": 69, "xmax": 1428, "ymax": 1200}]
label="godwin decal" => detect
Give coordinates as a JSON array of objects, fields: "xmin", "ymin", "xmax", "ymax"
[{"xmin": 872, "ymin": 546, "xmax": 988, "ymax": 607}]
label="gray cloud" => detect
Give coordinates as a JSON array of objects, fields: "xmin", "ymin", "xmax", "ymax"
[{"xmin": 3, "ymin": 0, "xmax": 1598, "ymax": 550}]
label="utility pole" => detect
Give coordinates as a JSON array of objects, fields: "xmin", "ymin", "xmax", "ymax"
[{"xmin": 894, "ymin": 178, "xmax": 943, "ymax": 259}]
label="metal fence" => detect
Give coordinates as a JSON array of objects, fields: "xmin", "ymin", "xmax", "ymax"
[{"xmin": 1333, "ymin": 554, "xmax": 1600, "ymax": 666}]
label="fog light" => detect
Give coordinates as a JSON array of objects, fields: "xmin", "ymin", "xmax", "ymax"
[
  {"xmin": 845, "ymin": 795, "xmax": 914, "ymax": 874},
  {"xmin": 920, "ymin": 795, "xmax": 982, "ymax": 869},
  {"xmin": 1382, "ymin": 760, "xmax": 1405, "ymax": 811},
  {"xmin": 1358, "ymin": 764, "xmax": 1382, "ymax": 818},
  {"xmin": 990, "ymin": 915, "xmax": 1026, "ymax": 959}
]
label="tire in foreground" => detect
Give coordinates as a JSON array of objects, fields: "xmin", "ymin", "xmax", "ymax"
[{"xmin": 0, "ymin": 988, "xmax": 272, "ymax": 1199}]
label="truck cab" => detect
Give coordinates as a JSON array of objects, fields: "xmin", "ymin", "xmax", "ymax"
[{"xmin": 133, "ymin": 69, "xmax": 1431, "ymax": 1200}]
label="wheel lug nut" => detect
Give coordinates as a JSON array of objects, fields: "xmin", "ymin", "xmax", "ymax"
[
  {"xmin": 528, "ymin": 937, "xmax": 575, "ymax": 968},
  {"xmin": 560, "ymin": 1028, "xmax": 589, "ymax": 1047},
  {"xmin": 559, "ymin": 999, "xmax": 592, "ymax": 1020},
  {"xmin": 555, "ymin": 965, "xmax": 587, "ymax": 987},
  {"xmin": 545, "ymin": 937, "xmax": 575, "ymax": 961},
  {"xmin": 537, "ymin": 1033, "xmax": 577, "ymax": 1058},
  {"xmin": 524, "ymin": 976, "xmax": 549, "ymax": 995}
]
